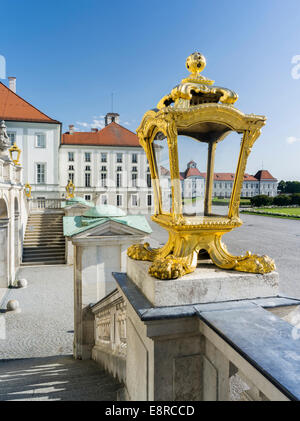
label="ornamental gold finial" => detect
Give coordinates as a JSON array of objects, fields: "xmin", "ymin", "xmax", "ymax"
[{"xmin": 186, "ymin": 52, "xmax": 206, "ymax": 75}]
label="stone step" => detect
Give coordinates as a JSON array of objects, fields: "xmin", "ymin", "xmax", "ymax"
[
  {"xmin": 22, "ymin": 255, "xmax": 66, "ymax": 262},
  {"xmin": 22, "ymin": 244, "xmax": 66, "ymax": 249},
  {"xmin": 21, "ymin": 260, "xmax": 66, "ymax": 266},
  {"xmin": 25, "ymin": 231, "xmax": 64, "ymax": 239},
  {"xmin": 23, "ymin": 249, "xmax": 65, "ymax": 256}
]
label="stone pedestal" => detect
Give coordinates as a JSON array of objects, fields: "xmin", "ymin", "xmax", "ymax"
[{"xmin": 127, "ymin": 258, "xmax": 279, "ymax": 307}]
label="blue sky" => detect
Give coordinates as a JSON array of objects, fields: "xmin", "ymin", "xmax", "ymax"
[{"xmin": 1, "ymin": 0, "xmax": 300, "ymax": 180}]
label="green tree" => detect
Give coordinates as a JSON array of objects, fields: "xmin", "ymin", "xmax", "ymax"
[
  {"xmin": 284, "ymin": 181, "xmax": 300, "ymax": 193},
  {"xmin": 278, "ymin": 180, "xmax": 286, "ymax": 193}
]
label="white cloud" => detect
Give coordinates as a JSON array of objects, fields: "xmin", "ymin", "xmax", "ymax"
[
  {"xmin": 76, "ymin": 121, "xmax": 90, "ymax": 128},
  {"xmin": 286, "ymin": 136, "xmax": 300, "ymax": 144}
]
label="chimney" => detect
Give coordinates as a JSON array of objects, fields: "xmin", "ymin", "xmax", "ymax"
[
  {"xmin": 8, "ymin": 77, "xmax": 16, "ymax": 93},
  {"xmin": 91, "ymin": 128, "xmax": 98, "ymax": 133},
  {"xmin": 69, "ymin": 124, "xmax": 74, "ymax": 134},
  {"xmin": 105, "ymin": 112, "xmax": 120, "ymax": 126}
]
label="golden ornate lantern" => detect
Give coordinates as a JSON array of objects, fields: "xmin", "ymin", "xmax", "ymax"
[
  {"xmin": 9, "ymin": 142, "xmax": 21, "ymax": 165},
  {"xmin": 128, "ymin": 52, "xmax": 275, "ymax": 280},
  {"xmin": 24, "ymin": 183, "xmax": 32, "ymax": 198},
  {"xmin": 66, "ymin": 179, "xmax": 75, "ymax": 199}
]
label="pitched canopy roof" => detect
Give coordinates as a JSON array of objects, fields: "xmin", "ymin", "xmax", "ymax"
[
  {"xmin": 254, "ymin": 170, "xmax": 277, "ymax": 181},
  {"xmin": 61, "ymin": 122, "xmax": 141, "ymax": 147},
  {"xmin": 0, "ymin": 82, "xmax": 60, "ymax": 123}
]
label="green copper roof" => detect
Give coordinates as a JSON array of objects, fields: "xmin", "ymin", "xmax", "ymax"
[
  {"xmin": 63, "ymin": 214, "xmax": 152, "ymax": 237},
  {"xmin": 62, "ymin": 196, "xmax": 94, "ymax": 208},
  {"xmin": 83, "ymin": 205, "xmax": 126, "ymax": 218}
]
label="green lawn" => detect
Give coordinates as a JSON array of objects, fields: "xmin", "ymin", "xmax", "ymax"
[
  {"xmin": 241, "ymin": 207, "xmax": 300, "ymax": 219},
  {"xmin": 212, "ymin": 198, "xmax": 251, "ymax": 206}
]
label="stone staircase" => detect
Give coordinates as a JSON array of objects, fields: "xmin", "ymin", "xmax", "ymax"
[
  {"xmin": 22, "ymin": 212, "xmax": 66, "ymax": 265},
  {"xmin": 0, "ymin": 355, "xmax": 122, "ymax": 401}
]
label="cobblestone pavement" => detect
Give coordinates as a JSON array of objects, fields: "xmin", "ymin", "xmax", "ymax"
[
  {"xmin": 0, "ymin": 265, "xmax": 74, "ymax": 359},
  {"xmin": 0, "ymin": 355, "xmax": 121, "ymax": 401}
]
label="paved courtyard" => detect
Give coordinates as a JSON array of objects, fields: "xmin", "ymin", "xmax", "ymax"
[{"xmin": 0, "ymin": 265, "xmax": 74, "ymax": 359}]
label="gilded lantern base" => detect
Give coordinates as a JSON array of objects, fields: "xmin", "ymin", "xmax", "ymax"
[{"xmin": 127, "ymin": 214, "xmax": 275, "ymax": 280}]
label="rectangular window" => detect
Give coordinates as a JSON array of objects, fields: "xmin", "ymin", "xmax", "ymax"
[
  {"xmin": 68, "ymin": 165, "xmax": 74, "ymax": 170},
  {"xmin": 36, "ymin": 133, "xmax": 46, "ymax": 148},
  {"xmin": 101, "ymin": 166, "xmax": 107, "ymax": 172},
  {"xmin": 132, "ymin": 166, "xmax": 137, "ymax": 172},
  {"xmin": 117, "ymin": 195, "xmax": 122, "ymax": 207},
  {"xmin": 85, "ymin": 172, "xmax": 91, "ymax": 187},
  {"xmin": 85, "ymin": 152, "xmax": 91, "ymax": 162},
  {"xmin": 116, "ymin": 173, "xmax": 122, "ymax": 188},
  {"xmin": 68, "ymin": 172, "xmax": 74, "ymax": 183},
  {"xmin": 68, "ymin": 152, "xmax": 74, "ymax": 161},
  {"xmin": 147, "ymin": 173, "xmax": 152, "ymax": 188},
  {"xmin": 117, "ymin": 153, "xmax": 122, "ymax": 163},
  {"xmin": 101, "ymin": 195, "xmax": 107, "ymax": 205},
  {"xmin": 132, "ymin": 173, "xmax": 137, "ymax": 187},
  {"xmin": 101, "ymin": 153, "xmax": 107, "ymax": 163},
  {"xmin": 132, "ymin": 153, "xmax": 137, "ymax": 163},
  {"xmin": 7, "ymin": 132, "xmax": 16, "ymax": 146},
  {"xmin": 36, "ymin": 163, "xmax": 46, "ymax": 184},
  {"xmin": 147, "ymin": 194, "xmax": 152, "ymax": 206},
  {"xmin": 85, "ymin": 195, "xmax": 91, "ymax": 201},
  {"xmin": 101, "ymin": 172, "xmax": 107, "ymax": 187},
  {"xmin": 85, "ymin": 165, "xmax": 91, "ymax": 171},
  {"xmin": 117, "ymin": 166, "xmax": 122, "ymax": 172},
  {"xmin": 132, "ymin": 195, "xmax": 138, "ymax": 206}
]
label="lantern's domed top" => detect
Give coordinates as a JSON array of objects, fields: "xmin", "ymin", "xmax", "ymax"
[{"xmin": 157, "ymin": 52, "xmax": 238, "ymax": 109}]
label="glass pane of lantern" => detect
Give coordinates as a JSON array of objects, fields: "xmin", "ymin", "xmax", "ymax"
[
  {"xmin": 152, "ymin": 134, "xmax": 172, "ymax": 214},
  {"xmin": 212, "ymin": 131, "xmax": 243, "ymax": 216},
  {"xmin": 177, "ymin": 135, "xmax": 207, "ymax": 217}
]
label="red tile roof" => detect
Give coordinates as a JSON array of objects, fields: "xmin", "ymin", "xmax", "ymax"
[
  {"xmin": 0, "ymin": 82, "xmax": 60, "ymax": 123},
  {"xmin": 183, "ymin": 171, "xmax": 259, "ymax": 181},
  {"xmin": 254, "ymin": 170, "xmax": 277, "ymax": 181},
  {"xmin": 184, "ymin": 167, "xmax": 203, "ymax": 178},
  {"xmin": 61, "ymin": 122, "xmax": 141, "ymax": 147}
]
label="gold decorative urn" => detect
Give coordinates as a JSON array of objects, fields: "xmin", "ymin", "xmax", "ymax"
[
  {"xmin": 66, "ymin": 179, "xmax": 75, "ymax": 199},
  {"xmin": 128, "ymin": 52, "xmax": 275, "ymax": 280},
  {"xmin": 24, "ymin": 183, "xmax": 32, "ymax": 198}
]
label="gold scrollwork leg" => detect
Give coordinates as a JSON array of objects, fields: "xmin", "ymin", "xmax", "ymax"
[
  {"xmin": 127, "ymin": 232, "xmax": 175, "ymax": 262},
  {"xmin": 148, "ymin": 235, "xmax": 198, "ymax": 280},
  {"xmin": 209, "ymin": 235, "xmax": 276, "ymax": 274}
]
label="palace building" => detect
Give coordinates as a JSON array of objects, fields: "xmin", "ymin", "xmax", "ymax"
[{"xmin": 59, "ymin": 113, "xmax": 153, "ymax": 214}]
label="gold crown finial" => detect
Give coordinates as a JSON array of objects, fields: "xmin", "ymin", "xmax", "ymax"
[{"xmin": 186, "ymin": 52, "xmax": 206, "ymax": 74}]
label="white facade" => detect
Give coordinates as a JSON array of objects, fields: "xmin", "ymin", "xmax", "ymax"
[
  {"xmin": 59, "ymin": 144, "xmax": 154, "ymax": 214},
  {"xmin": 5, "ymin": 121, "xmax": 61, "ymax": 199}
]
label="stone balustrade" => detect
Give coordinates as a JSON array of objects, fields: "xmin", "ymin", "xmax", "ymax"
[
  {"xmin": 90, "ymin": 289, "xmax": 127, "ymax": 383},
  {"xmin": 30, "ymin": 198, "xmax": 64, "ymax": 210},
  {"xmin": 89, "ymin": 272, "xmax": 300, "ymax": 401}
]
